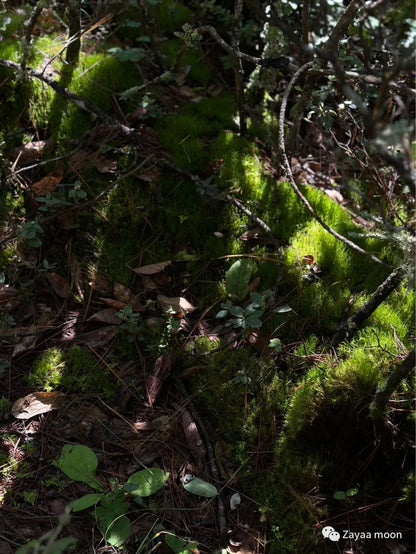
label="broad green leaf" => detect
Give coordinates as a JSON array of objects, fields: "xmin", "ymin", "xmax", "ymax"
[
  {"xmin": 245, "ymin": 315, "xmax": 263, "ymax": 328},
  {"xmin": 346, "ymin": 487, "xmax": 359, "ymax": 497},
  {"xmin": 269, "ymin": 338, "xmax": 282, "ymax": 352},
  {"xmin": 182, "ymin": 476, "xmax": 218, "ymax": 498},
  {"xmin": 45, "ymin": 538, "xmax": 77, "ymax": 553},
  {"xmin": 72, "ymin": 493, "xmax": 104, "ymax": 512},
  {"xmin": 99, "ymin": 515, "xmax": 131, "ymax": 547},
  {"xmin": 57, "ymin": 445, "xmax": 103, "ymax": 491},
  {"xmin": 165, "ymin": 532, "xmax": 198, "ymax": 553},
  {"xmin": 96, "ymin": 494, "xmax": 128, "ymax": 520},
  {"xmin": 215, "ymin": 309, "xmax": 229, "ymax": 319},
  {"xmin": 225, "ymin": 260, "xmax": 253, "ymax": 301},
  {"xmin": 126, "ymin": 468, "xmax": 169, "ymax": 497},
  {"xmin": 250, "ymin": 292, "xmax": 263, "ymax": 307},
  {"xmin": 333, "ymin": 491, "xmax": 346, "ymax": 500},
  {"xmin": 16, "ymin": 536, "xmax": 76, "ymax": 554},
  {"xmin": 230, "ymin": 305, "xmax": 244, "ymax": 317}
]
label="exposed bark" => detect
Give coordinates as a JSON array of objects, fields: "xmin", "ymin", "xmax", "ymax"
[{"xmin": 65, "ymin": 0, "xmax": 82, "ymax": 65}]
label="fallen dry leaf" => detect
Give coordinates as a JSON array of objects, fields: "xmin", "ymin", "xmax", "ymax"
[
  {"xmin": 95, "ymin": 156, "xmax": 117, "ymax": 173},
  {"xmin": 12, "ymin": 391, "xmax": 66, "ymax": 419},
  {"xmin": 157, "ymin": 295, "xmax": 195, "ymax": 314},
  {"xmin": 238, "ymin": 228, "xmax": 262, "ymax": 241},
  {"xmin": 31, "ymin": 169, "xmax": 63, "ymax": 196},
  {"xmin": 135, "ymin": 168, "xmax": 160, "ymax": 183},
  {"xmin": 88, "ymin": 308, "xmax": 122, "ymax": 325},
  {"xmin": 180, "ymin": 407, "xmax": 206, "ymax": 461},
  {"xmin": 46, "ymin": 273, "xmax": 71, "ymax": 298},
  {"xmin": 70, "ymin": 254, "xmax": 84, "ymax": 299},
  {"xmin": 76, "ymin": 325, "xmax": 119, "ymax": 348},
  {"xmin": 142, "ymin": 275, "xmax": 158, "ymax": 290},
  {"xmin": 145, "ymin": 352, "xmax": 174, "ymax": 406},
  {"xmin": 90, "ymin": 274, "xmax": 112, "ymax": 295},
  {"xmin": 98, "ymin": 297, "xmax": 127, "ymax": 310},
  {"xmin": 12, "ymin": 331, "xmax": 40, "ymax": 357},
  {"xmin": 133, "ymin": 415, "xmax": 170, "ymax": 431},
  {"xmin": 113, "ymin": 282, "xmax": 135, "ymax": 304},
  {"xmin": 9, "ymin": 138, "xmax": 55, "ymax": 166},
  {"xmin": 133, "ymin": 260, "xmax": 171, "ymax": 275}
]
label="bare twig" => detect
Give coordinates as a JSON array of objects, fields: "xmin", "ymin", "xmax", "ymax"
[
  {"xmin": 333, "ymin": 266, "xmax": 404, "ymax": 344},
  {"xmin": 193, "ymin": 25, "xmax": 289, "ymax": 69},
  {"xmin": 0, "ymin": 58, "xmax": 141, "ymax": 143},
  {"xmin": 65, "ymin": 0, "xmax": 82, "ymax": 65},
  {"xmin": 20, "ymin": 0, "xmax": 47, "ymax": 73},
  {"xmin": 232, "ymin": 0, "xmax": 247, "ymax": 135},
  {"xmin": 278, "ymin": 61, "xmax": 386, "ymax": 266},
  {"xmin": 174, "ymin": 376, "xmax": 227, "ymax": 535},
  {"xmin": 370, "ymin": 348, "xmax": 415, "ymax": 422}
]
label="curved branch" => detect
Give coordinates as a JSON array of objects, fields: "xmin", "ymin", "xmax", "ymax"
[{"xmin": 278, "ymin": 61, "xmax": 385, "ymax": 266}]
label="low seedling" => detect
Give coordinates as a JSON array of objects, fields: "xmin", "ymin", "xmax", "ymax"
[
  {"xmin": 216, "ymin": 291, "xmax": 272, "ymax": 330},
  {"xmin": 333, "ymin": 487, "xmax": 359, "ymax": 501},
  {"xmin": 55, "ymin": 444, "xmax": 169, "ymax": 547},
  {"xmin": 55, "ymin": 445, "xmax": 216, "ymax": 548}
]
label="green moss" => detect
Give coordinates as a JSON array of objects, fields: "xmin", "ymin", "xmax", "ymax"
[
  {"xmin": 158, "ymin": 0, "xmax": 193, "ymax": 32},
  {"xmin": 284, "ymin": 366, "xmax": 325, "ymax": 439},
  {"xmin": 160, "ymin": 39, "xmax": 213, "ymax": 86},
  {"xmin": 50, "ymin": 51, "xmax": 143, "ymax": 139},
  {"xmin": 65, "ymin": 346, "xmax": 117, "ymax": 399},
  {"xmin": 27, "ymin": 346, "xmax": 117, "ymax": 398},
  {"xmin": 28, "ymin": 348, "xmax": 66, "ymax": 391}
]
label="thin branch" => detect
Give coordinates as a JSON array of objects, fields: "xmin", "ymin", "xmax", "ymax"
[
  {"xmin": 232, "ymin": 0, "xmax": 247, "ymax": 135},
  {"xmin": 369, "ymin": 348, "xmax": 415, "ymax": 422},
  {"xmin": 174, "ymin": 375, "xmax": 227, "ymax": 535},
  {"xmin": 20, "ymin": 0, "xmax": 48, "ymax": 73},
  {"xmin": 333, "ymin": 267, "xmax": 404, "ymax": 344},
  {"xmin": 278, "ymin": 61, "xmax": 386, "ymax": 266},
  {"xmin": 0, "ymin": 58, "xmax": 141, "ymax": 142},
  {"xmin": 194, "ymin": 25, "xmax": 290, "ymax": 69}
]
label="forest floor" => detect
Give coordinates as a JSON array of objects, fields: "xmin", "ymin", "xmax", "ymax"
[{"xmin": 0, "ymin": 3, "xmax": 414, "ymax": 554}]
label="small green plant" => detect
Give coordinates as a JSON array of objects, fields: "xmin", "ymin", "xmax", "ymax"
[
  {"xmin": 0, "ymin": 359, "xmax": 9, "ymax": 377},
  {"xmin": 216, "ymin": 291, "xmax": 271, "ymax": 330},
  {"xmin": 268, "ymin": 338, "xmax": 282, "ymax": 352},
  {"xmin": 36, "ymin": 182, "xmax": 87, "ymax": 212},
  {"xmin": 22, "ymin": 489, "xmax": 37, "ymax": 505},
  {"xmin": 333, "ymin": 487, "xmax": 359, "ymax": 501},
  {"xmin": 0, "ymin": 312, "xmax": 15, "ymax": 330},
  {"xmin": 0, "ymin": 396, "xmax": 10, "ymax": 410},
  {"xmin": 55, "ymin": 444, "xmax": 169, "ymax": 547},
  {"xmin": 116, "ymin": 304, "xmax": 143, "ymax": 337},
  {"xmin": 225, "ymin": 259, "xmax": 253, "ymax": 301},
  {"xmin": 19, "ymin": 219, "xmax": 44, "ymax": 248}
]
